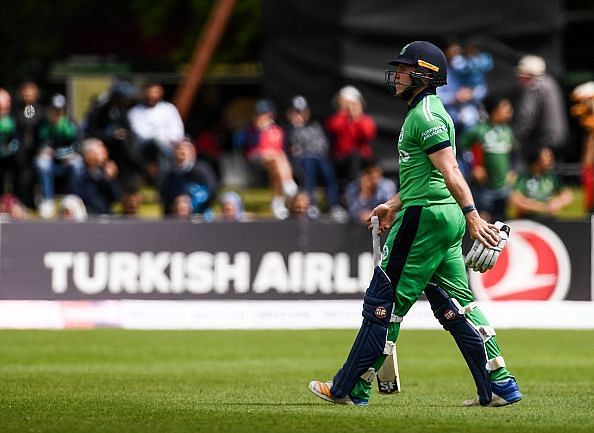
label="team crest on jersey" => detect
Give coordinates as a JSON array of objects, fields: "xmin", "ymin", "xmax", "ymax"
[
  {"xmin": 382, "ymin": 244, "xmax": 389, "ymax": 260},
  {"xmin": 399, "ymin": 149, "xmax": 410, "ymax": 163}
]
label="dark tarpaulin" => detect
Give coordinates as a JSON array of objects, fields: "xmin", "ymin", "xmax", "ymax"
[
  {"xmin": 262, "ymin": 0, "xmax": 565, "ymax": 171},
  {"xmin": 261, "ymin": 0, "xmax": 344, "ymax": 122}
]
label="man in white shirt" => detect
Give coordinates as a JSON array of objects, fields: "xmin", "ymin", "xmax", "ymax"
[{"xmin": 128, "ymin": 83, "xmax": 185, "ymax": 182}]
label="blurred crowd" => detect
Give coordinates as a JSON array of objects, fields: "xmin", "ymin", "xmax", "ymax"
[
  {"xmin": 0, "ymin": 40, "xmax": 592, "ymax": 224},
  {"xmin": 0, "ymin": 78, "xmax": 391, "ymax": 223},
  {"xmin": 438, "ymin": 39, "xmax": 581, "ymax": 223}
]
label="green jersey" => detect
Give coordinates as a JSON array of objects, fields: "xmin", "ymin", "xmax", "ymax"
[
  {"xmin": 39, "ymin": 116, "xmax": 78, "ymax": 160},
  {"xmin": 0, "ymin": 115, "xmax": 18, "ymax": 158},
  {"xmin": 397, "ymin": 91, "xmax": 457, "ymax": 207},
  {"xmin": 514, "ymin": 170, "xmax": 562, "ymax": 203},
  {"xmin": 460, "ymin": 122, "xmax": 514, "ymax": 189}
]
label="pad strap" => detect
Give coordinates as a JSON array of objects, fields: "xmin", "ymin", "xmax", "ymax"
[
  {"xmin": 360, "ymin": 368, "xmax": 377, "ymax": 383},
  {"xmin": 390, "ymin": 313, "xmax": 403, "ymax": 323},
  {"xmin": 475, "ymin": 325, "xmax": 496, "ymax": 343},
  {"xmin": 487, "ymin": 356, "xmax": 506, "ymax": 371},
  {"xmin": 451, "ymin": 298, "xmax": 477, "ymax": 315}
]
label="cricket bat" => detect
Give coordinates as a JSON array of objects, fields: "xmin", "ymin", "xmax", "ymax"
[{"xmin": 370, "ymin": 216, "xmax": 401, "ymax": 394}]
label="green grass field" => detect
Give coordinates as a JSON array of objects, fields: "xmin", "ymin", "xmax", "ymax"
[{"xmin": 0, "ymin": 329, "xmax": 592, "ymax": 433}]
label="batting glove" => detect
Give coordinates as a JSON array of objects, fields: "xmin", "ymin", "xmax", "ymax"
[{"xmin": 465, "ymin": 221, "xmax": 510, "ymax": 273}]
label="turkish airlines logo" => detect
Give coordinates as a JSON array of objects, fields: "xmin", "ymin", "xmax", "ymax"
[{"xmin": 469, "ymin": 220, "xmax": 570, "ymax": 301}]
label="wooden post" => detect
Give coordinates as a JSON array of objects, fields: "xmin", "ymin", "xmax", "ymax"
[{"xmin": 173, "ymin": 0, "xmax": 237, "ymax": 121}]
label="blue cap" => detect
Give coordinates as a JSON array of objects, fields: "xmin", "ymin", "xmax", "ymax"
[{"xmin": 254, "ymin": 99, "xmax": 275, "ymax": 115}]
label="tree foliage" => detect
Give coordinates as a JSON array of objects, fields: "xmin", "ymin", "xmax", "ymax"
[{"xmin": 1, "ymin": 0, "xmax": 261, "ymax": 88}]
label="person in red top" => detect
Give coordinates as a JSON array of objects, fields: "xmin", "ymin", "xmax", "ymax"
[
  {"xmin": 243, "ymin": 99, "xmax": 298, "ymax": 219},
  {"xmin": 325, "ymin": 85, "xmax": 377, "ymax": 189}
]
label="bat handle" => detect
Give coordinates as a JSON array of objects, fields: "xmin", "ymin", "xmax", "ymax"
[{"xmin": 371, "ymin": 216, "xmax": 381, "ymax": 267}]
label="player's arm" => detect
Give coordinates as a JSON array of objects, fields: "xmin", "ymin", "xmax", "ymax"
[
  {"xmin": 367, "ymin": 193, "xmax": 402, "ymax": 233},
  {"xmin": 428, "ymin": 147, "xmax": 498, "ymax": 247}
]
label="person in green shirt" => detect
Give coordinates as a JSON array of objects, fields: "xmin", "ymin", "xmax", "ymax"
[
  {"xmin": 460, "ymin": 94, "xmax": 515, "ymax": 221},
  {"xmin": 510, "ymin": 146, "xmax": 573, "ymax": 219},
  {"xmin": 309, "ymin": 41, "xmax": 521, "ymax": 408},
  {"xmin": 34, "ymin": 94, "xmax": 83, "ymax": 218},
  {"xmin": 0, "ymin": 89, "xmax": 21, "ymax": 198}
]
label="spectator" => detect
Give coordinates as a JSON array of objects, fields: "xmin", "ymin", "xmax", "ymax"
[
  {"xmin": 344, "ymin": 161, "xmax": 396, "ymax": 224},
  {"xmin": 285, "ymin": 95, "xmax": 346, "ymax": 221},
  {"xmin": 120, "ymin": 182, "xmax": 142, "ymax": 218},
  {"xmin": 86, "ymin": 80, "xmax": 143, "ymax": 188},
  {"xmin": 160, "ymin": 138, "xmax": 218, "ymax": 217},
  {"xmin": 513, "ymin": 55, "xmax": 569, "ymax": 163},
  {"xmin": 459, "ymin": 94, "xmax": 516, "ymax": 222},
  {"xmin": 219, "ymin": 191, "xmax": 245, "ymax": 222},
  {"xmin": 171, "ymin": 194, "xmax": 192, "ymax": 219},
  {"xmin": 0, "ymin": 193, "xmax": 26, "ymax": 221},
  {"xmin": 509, "ymin": 146, "xmax": 573, "ymax": 219},
  {"xmin": 58, "ymin": 194, "xmax": 88, "ymax": 222},
  {"xmin": 0, "ymin": 89, "xmax": 21, "ymax": 200},
  {"xmin": 452, "ymin": 40, "xmax": 493, "ymax": 104},
  {"xmin": 75, "ymin": 138, "xmax": 120, "ymax": 215},
  {"xmin": 35, "ymin": 94, "xmax": 82, "ymax": 219},
  {"xmin": 13, "ymin": 81, "xmax": 42, "ymax": 208},
  {"xmin": 438, "ymin": 39, "xmax": 493, "ymax": 133},
  {"xmin": 239, "ymin": 99, "xmax": 298, "ymax": 220},
  {"xmin": 195, "ymin": 127, "xmax": 223, "ymax": 182},
  {"xmin": 326, "ymin": 86, "xmax": 377, "ymax": 188},
  {"xmin": 570, "ymin": 81, "xmax": 594, "ymax": 213},
  {"xmin": 438, "ymin": 40, "xmax": 493, "ymax": 180},
  {"xmin": 583, "ymin": 131, "xmax": 594, "ymax": 213},
  {"xmin": 288, "ymin": 191, "xmax": 314, "ymax": 219},
  {"xmin": 128, "ymin": 82, "xmax": 185, "ymax": 183}
]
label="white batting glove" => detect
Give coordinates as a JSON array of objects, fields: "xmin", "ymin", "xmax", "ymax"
[{"xmin": 465, "ymin": 221, "xmax": 510, "ymax": 273}]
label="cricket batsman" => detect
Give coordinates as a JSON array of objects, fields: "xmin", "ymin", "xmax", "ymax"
[{"xmin": 309, "ymin": 41, "xmax": 522, "ymax": 407}]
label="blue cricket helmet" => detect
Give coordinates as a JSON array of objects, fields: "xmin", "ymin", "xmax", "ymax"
[{"xmin": 388, "ymin": 41, "xmax": 448, "ymax": 87}]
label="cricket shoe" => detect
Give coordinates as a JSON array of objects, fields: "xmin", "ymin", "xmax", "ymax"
[
  {"xmin": 463, "ymin": 378, "xmax": 523, "ymax": 407},
  {"xmin": 308, "ymin": 380, "xmax": 369, "ymax": 406}
]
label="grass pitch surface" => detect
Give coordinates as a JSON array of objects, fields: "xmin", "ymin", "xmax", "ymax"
[{"xmin": 0, "ymin": 329, "xmax": 592, "ymax": 433}]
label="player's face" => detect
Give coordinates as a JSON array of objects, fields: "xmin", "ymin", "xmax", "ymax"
[{"xmin": 395, "ymin": 65, "xmax": 415, "ymax": 96}]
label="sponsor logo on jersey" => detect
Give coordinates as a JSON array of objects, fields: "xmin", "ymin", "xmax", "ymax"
[
  {"xmin": 468, "ymin": 220, "xmax": 571, "ymax": 301},
  {"xmin": 421, "ymin": 124, "xmax": 447, "ymax": 142}
]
